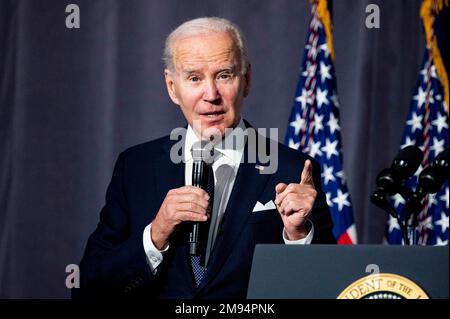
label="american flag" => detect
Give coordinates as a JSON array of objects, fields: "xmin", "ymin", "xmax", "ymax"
[
  {"xmin": 386, "ymin": 0, "xmax": 449, "ymax": 246},
  {"xmin": 386, "ymin": 54, "xmax": 449, "ymax": 245},
  {"xmin": 285, "ymin": 0, "xmax": 357, "ymax": 244}
]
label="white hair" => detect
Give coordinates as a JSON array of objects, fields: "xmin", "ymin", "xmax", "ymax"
[{"xmin": 163, "ymin": 17, "xmax": 249, "ymax": 74}]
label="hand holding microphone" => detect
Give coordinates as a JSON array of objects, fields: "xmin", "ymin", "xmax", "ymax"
[{"xmin": 150, "ymin": 141, "xmax": 214, "ymax": 252}]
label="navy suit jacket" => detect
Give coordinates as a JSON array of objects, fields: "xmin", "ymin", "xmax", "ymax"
[{"xmin": 75, "ymin": 123, "xmax": 335, "ymax": 299}]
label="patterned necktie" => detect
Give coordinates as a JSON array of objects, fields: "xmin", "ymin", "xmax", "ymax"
[{"xmin": 190, "ymin": 163, "xmax": 215, "ymax": 286}]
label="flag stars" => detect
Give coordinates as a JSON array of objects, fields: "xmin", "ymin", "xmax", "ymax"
[
  {"xmin": 413, "ymin": 87, "xmax": 428, "ymax": 108},
  {"xmin": 435, "ymin": 237, "xmax": 448, "ymax": 246},
  {"xmin": 319, "ymin": 43, "xmax": 329, "ymax": 58},
  {"xmin": 288, "ymin": 138, "xmax": 300, "ymax": 150},
  {"xmin": 308, "ymin": 140, "xmax": 323, "ymax": 158},
  {"xmin": 290, "ymin": 113, "xmax": 306, "ymax": 135},
  {"xmin": 331, "ymin": 92, "xmax": 340, "ymax": 107},
  {"xmin": 302, "ymin": 63, "xmax": 316, "ymax": 78},
  {"xmin": 313, "ymin": 114, "xmax": 324, "ymax": 134},
  {"xmin": 431, "ymin": 112, "xmax": 448, "ymax": 133},
  {"xmin": 430, "ymin": 137, "xmax": 445, "ymax": 156},
  {"xmin": 428, "ymin": 65, "xmax": 438, "ymax": 78},
  {"xmin": 430, "ymin": 65, "xmax": 438, "ymax": 78},
  {"xmin": 325, "ymin": 192, "xmax": 333, "ymax": 207},
  {"xmin": 316, "ymin": 88, "xmax": 329, "ymax": 108},
  {"xmin": 435, "ymin": 212, "xmax": 449, "ymax": 234},
  {"xmin": 388, "ymin": 215, "xmax": 400, "ymax": 233},
  {"xmin": 392, "ymin": 193, "xmax": 406, "ymax": 208},
  {"xmin": 295, "ymin": 89, "xmax": 312, "ymax": 112},
  {"xmin": 400, "ymin": 136, "xmax": 415, "ymax": 149},
  {"xmin": 406, "ymin": 112, "xmax": 423, "ymax": 133},
  {"xmin": 428, "ymin": 193, "xmax": 438, "ymax": 206},
  {"xmin": 336, "ymin": 170, "xmax": 347, "ymax": 184},
  {"xmin": 419, "ymin": 65, "xmax": 437, "ymax": 82},
  {"xmin": 319, "ymin": 61, "xmax": 332, "ymax": 83},
  {"xmin": 321, "ymin": 138, "xmax": 339, "ymax": 159},
  {"xmin": 321, "ymin": 164, "xmax": 336, "ymax": 185},
  {"xmin": 332, "ymin": 189, "xmax": 351, "ymax": 211},
  {"xmin": 327, "ymin": 112, "xmax": 340, "ymax": 134},
  {"xmin": 419, "ymin": 67, "xmax": 428, "ymax": 82}
]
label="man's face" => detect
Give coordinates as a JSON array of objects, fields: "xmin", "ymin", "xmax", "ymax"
[{"xmin": 164, "ymin": 32, "xmax": 250, "ymax": 139}]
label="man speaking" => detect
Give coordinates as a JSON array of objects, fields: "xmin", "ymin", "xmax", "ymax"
[{"xmin": 75, "ymin": 17, "xmax": 335, "ymax": 299}]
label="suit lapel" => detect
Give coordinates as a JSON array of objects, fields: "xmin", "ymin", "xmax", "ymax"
[
  {"xmin": 154, "ymin": 138, "xmax": 185, "ymax": 202},
  {"xmin": 197, "ymin": 128, "xmax": 272, "ymax": 292}
]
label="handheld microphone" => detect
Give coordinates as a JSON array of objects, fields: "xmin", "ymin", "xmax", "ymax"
[{"xmin": 189, "ymin": 141, "xmax": 214, "ymax": 256}]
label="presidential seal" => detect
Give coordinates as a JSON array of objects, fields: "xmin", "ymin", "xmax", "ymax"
[{"xmin": 337, "ymin": 273, "xmax": 429, "ymax": 299}]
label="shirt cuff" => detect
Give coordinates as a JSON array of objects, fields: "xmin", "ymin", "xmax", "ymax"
[
  {"xmin": 143, "ymin": 223, "xmax": 169, "ymax": 274},
  {"xmin": 283, "ymin": 220, "xmax": 314, "ymax": 245}
]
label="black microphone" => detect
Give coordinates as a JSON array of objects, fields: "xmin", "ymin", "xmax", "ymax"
[
  {"xmin": 371, "ymin": 145, "xmax": 423, "ymax": 216},
  {"xmin": 418, "ymin": 147, "xmax": 449, "ymax": 194},
  {"xmin": 376, "ymin": 145, "xmax": 423, "ymax": 195},
  {"xmin": 189, "ymin": 141, "xmax": 214, "ymax": 256},
  {"xmin": 391, "ymin": 145, "xmax": 424, "ymax": 178},
  {"xmin": 405, "ymin": 147, "xmax": 449, "ymax": 228}
]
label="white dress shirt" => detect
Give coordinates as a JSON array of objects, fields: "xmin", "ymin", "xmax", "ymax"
[{"xmin": 143, "ymin": 119, "xmax": 314, "ymax": 274}]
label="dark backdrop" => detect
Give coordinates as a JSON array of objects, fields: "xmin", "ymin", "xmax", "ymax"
[{"xmin": 0, "ymin": 0, "xmax": 424, "ymax": 298}]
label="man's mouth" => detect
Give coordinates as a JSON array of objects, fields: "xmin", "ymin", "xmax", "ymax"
[{"xmin": 201, "ymin": 111, "xmax": 225, "ymax": 118}]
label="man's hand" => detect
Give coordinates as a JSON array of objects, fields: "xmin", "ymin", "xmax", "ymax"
[
  {"xmin": 274, "ymin": 160, "xmax": 317, "ymax": 240},
  {"xmin": 151, "ymin": 186, "xmax": 210, "ymax": 250}
]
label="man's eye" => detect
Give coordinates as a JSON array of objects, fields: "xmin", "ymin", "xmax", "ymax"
[
  {"xmin": 189, "ymin": 76, "xmax": 200, "ymax": 82},
  {"xmin": 218, "ymin": 73, "xmax": 232, "ymax": 80}
]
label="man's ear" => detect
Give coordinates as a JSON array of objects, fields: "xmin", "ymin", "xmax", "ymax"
[
  {"xmin": 243, "ymin": 63, "xmax": 251, "ymax": 97},
  {"xmin": 164, "ymin": 69, "xmax": 180, "ymax": 105}
]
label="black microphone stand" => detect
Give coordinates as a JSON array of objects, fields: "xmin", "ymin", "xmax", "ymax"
[{"xmin": 370, "ymin": 189, "xmax": 410, "ymax": 245}]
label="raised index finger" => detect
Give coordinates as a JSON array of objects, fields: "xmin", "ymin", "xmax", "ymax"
[{"xmin": 300, "ymin": 160, "xmax": 314, "ymax": 187}]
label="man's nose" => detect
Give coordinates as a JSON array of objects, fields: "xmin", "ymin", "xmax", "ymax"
[{"xmin": 203, "ymin": 79, "xmax": 220, "ymax": 102}]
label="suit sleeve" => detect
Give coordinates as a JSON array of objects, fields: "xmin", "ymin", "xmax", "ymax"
[
  {"xmin": 309, "ymin": 158, "xmax": 337, "ymax": 244},
  {"xmin": 73, "ymin": 152, "xmax": 158, "ymax": 298}
]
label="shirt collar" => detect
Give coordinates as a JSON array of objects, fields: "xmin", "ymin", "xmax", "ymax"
[{"xmin": 184, "ymin": 118, "xmax": 246, "ymax": 167}]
